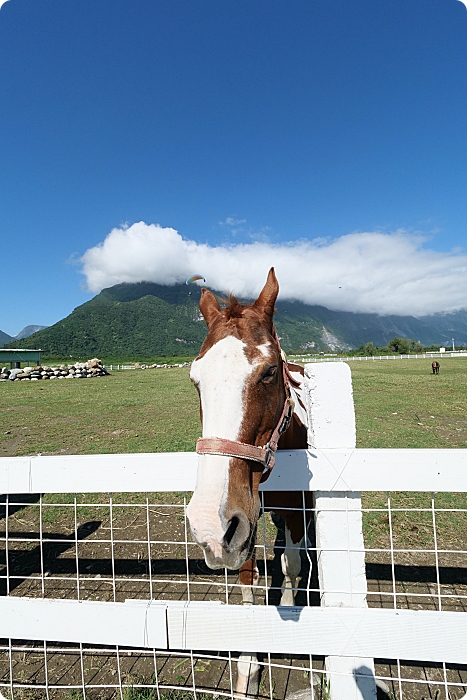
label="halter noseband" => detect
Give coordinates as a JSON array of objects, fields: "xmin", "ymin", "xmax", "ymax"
[{"xmin": 195, "ymin": 333, "xmax": 296, "ymax": 484}]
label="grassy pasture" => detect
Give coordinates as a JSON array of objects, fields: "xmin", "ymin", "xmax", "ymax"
[
  {"xmin": 0, "ymin": 368, "xmax": 200, "ymax": 458},
  {"xmin": 2, "ymin": 356, "xmax": 467, "ymax": 456},
  {"xmin": 350, "ymin": 357, "xmax": 467, "ymax": 449}
]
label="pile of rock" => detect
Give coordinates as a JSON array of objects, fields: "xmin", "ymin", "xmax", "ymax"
[{"xmin": 0, "ymin": 358, "xmax": 109, "ymax": 382}]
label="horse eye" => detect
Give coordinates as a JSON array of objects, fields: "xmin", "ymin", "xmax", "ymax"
[{"xmin": 261, "ymin": 365, "xmax": 277, "ymax": 382}]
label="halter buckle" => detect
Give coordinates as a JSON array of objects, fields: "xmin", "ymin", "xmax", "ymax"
[
  {"xmin": 278, "ymin": 397, "xmax": 295, "ymax": 435},
  {"xmin": 264, "ymin": 444, "xmax": 275, "ymax": 467}
]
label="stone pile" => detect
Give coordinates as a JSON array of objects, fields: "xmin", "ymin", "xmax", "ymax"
[{"xmin": 0, "ymin": 358, "xmax": 109, "ymax": 382}]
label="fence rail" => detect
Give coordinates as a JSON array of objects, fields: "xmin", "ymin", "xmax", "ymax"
[
  {"xmin": 2, "ymin": 448, "xmax": 467, "ymax": 494},
  {"xmin": 1, "ymin": 598, "xmax": 467, "ymax": 665}
]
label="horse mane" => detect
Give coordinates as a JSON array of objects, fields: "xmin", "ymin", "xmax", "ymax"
[
  {"xmin": 221, "ymin": 294, "xmax": 277, "ymax": 321},
  {"xmin": 222, "ymin": 295, "xmax": 249, "ymax": 320}
]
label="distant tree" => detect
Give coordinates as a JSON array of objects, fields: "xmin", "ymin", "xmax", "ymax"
[
  {"xmin": 409, "ymin": 339, "xmax": 424, "ymax": 352},
  {"xmin": 352, "ymin": 341, "xmax": 380, "ymax": 356},
  {"xmin": 387, "ymin": 336, "xmax": 411, "ymax": 354},
  {"xmin": 353, "ymin": 344, "xmax": 366, "ymax": 356},
  {"xmin": 362, "ymin": 342, "xmax": 378, "ymax": 356}
]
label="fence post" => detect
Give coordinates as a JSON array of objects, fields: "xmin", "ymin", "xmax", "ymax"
[{"xmin": 304, "ymin": 362, "xmax": 377, "ymax": 700}]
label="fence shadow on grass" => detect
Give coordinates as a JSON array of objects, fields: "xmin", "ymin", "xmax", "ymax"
[
  {"xmin": 367, "ymin": 562, "xmax": 467, "ymax": 586},
  {"xmin": 0, "ymin": 493, "xmax": 41, "ymax": 521},
  {"xmin": 0, "ymin": 520, "xmax": 101, "ymax": 595}
]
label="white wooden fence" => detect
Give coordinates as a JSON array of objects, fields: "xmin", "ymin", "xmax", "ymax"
[
  {"xmin": 1, "ymin": 362, "xmax": 467, "ymax": 699},
  {"xmin": 291, "ymin": 351, "xmax": 467, "ymax": 363}
]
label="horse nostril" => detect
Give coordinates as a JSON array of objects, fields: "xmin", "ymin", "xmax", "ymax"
[{"xmin": 224, "ymin": 516, "xmax": 240, "ymax": 546}]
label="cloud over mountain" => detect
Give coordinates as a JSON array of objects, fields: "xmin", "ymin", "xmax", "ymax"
[{"xmin": 80, "ymin": 222, "xmax": 467, "ymax": 316}]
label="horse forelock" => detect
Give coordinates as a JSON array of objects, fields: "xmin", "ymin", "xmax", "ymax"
[
  {"xmin": 196, "ymin": 307, "xmax": 277, "ymax": 366},
  {"xmin": 222, "ymin": 294, "xmax": 248, "ymax": 320}
]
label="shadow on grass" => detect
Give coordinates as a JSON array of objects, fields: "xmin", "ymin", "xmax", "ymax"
[
  {"xmin": 0, "ymin": 494, "xmax": 41, "ymax": 522},
  {"xmin": 0, "ymin": 520, "xmax": 101, "ymax": 595}
]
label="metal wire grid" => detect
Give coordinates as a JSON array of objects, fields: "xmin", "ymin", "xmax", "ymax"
[{"xmin": 1, "ymin": 490, "xmax": 467, "ymax": 699}]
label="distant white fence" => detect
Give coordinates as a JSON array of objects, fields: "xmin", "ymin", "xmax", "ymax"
[
  {"xmin": 108, "ymin": 364, "xmax": 137, "ymax": 370},
  {"xmin": 1, "ymin": 363, "xmax": 467, "ymax": 700},
  {"xmin": 292, "ymin": 352, "xmax": 467, "ymax": 363},
  {"xmin": 108, "ymin": 353, "xmax": 467, "ymax": 370},
  {"xmin": 107, "ymin": 363, "xmax": 191, "ymax": 370}
]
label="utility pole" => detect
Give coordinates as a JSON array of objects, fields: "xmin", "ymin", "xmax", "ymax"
[{"xmin": 452, "ymin": 338, "xmax": 455, "ymax": 351}]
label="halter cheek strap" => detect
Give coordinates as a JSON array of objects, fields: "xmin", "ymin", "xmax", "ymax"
[{"xmin": 195, "ymin": 334, "xmax": 295, "ymax": 483}]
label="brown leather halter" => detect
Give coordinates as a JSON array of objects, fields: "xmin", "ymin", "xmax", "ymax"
[{"xmin": 195, "ymin": 332, "xmax": 297, "ymax": 484}]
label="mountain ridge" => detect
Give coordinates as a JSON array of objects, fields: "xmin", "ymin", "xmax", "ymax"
[
  {"xmin": 0, "ymin": 330, "xmax": 14, "ymax": 347},
  {"xmin": 3, "ymin": 281, "xmax": 467, "ymax": 355},
  {"xmin": 0, "ymin": 325, "xmax": 49, "ymax": 348},
  {"xmin": 15, "ymin": 324, "xmax": 48, "ymax": 340}
]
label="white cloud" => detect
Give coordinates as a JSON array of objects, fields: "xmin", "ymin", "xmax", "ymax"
[
  {"xmin": 80, "ymin": 222, "xmax": 467, "ymax": 316},
  {"xmin": 219, "ymin": 217, "xmax": 247, "ymax": 226},
  {"xmin": 218, "ymin": 216, "xmax": 249, "ymax": 237}
]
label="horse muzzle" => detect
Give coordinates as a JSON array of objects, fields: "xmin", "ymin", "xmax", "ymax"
[
  {"xmin": 201, "ymin": 543, "xmax": 251, "ymax": 571},
  {"xmin": 188, "ymin": 508, "xmax": 254, "ymax": 570}
]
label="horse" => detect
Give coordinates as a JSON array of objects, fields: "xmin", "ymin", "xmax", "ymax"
[
  {"xmin": 432, "ymin": 361, "xmax": 440, "ymax": 374},
  {"xmin": 186, "ymin": 268, "xmax": 312, "ymax": 695}
]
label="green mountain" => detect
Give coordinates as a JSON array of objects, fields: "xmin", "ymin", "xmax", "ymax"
[
  {"xmin": 5, "ymin": 281, "xmax": 467, "ymax": 356},
  {"xmin": 4, "ymin": 283, "xmax": 208, "ymax": 356},
  {"xmin": 0, "ymin": 329, "xmax": 14, "ymax": 347}
]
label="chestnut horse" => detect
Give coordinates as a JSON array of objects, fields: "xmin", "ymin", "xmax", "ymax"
[
  {"xmin": 186, "ymin": 268, "xmax": 312, "ymax": 695},
  {"xmin": 432, "ymin": 361, "xmax": 440, "ymax": 374}
]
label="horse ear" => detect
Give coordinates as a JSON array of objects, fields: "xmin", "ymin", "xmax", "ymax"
[
  {"xmin": 199, "ymin": 288, "xmax": 222, "ymax": 329},
  {"xmin": 252, "ymin": 268, "xmax": 279, "ymax": 322}
]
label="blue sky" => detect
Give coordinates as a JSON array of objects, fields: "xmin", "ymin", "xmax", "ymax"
[{"xmin": 1, "ymin": 0, "xmax": 466, "ymax": 336}]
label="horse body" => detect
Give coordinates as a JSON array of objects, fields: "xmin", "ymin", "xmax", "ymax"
[
  {"xmin": 432, "ymin": 361, "xmax": 440, "ymax": 374},
  {"xmin": 186, "ymin": 269, "xmax": 312, "ymax": 694}
]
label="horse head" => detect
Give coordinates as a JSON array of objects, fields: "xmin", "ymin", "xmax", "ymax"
[{"xmin": 186, "ymin": 268, "xmax": 288, "ymax": 570}]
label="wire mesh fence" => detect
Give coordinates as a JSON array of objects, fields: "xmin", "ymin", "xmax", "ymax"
[{"xmin": 1, "ymin": 489, "xmax": 467, "ymax": 699}]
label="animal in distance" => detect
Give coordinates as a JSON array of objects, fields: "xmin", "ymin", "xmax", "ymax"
[
  {"xmin": 432, "ymin": 361, "xmax": 440, "ymax": 374},
  {"xmin": 186, "ymin": 268, "xmax": 312, "ymax": 695}
]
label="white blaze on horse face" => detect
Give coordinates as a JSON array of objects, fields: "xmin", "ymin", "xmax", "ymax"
[
  {"xmin": 187, "ymin": 335, "xmax": 256, "ymax": 566},
  {"xmin": 190, "ymin": 335, "xmax": 254, "ymax": 438},
  {"xmin": 256, "ymin": 341, "xmax": 271, "ymax": 357}
]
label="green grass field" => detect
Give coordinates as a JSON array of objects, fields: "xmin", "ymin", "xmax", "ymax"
[
  {"xmin": 0, "ymin": 367, "xmax": 200, "ymax": 457},
  {"xmin": 350, "ymin": 357, "xmax": 467, "ymax": 448},
  {"xmin": 1, "ymin": 357, "xmax": 466, "ymax": 457}
]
